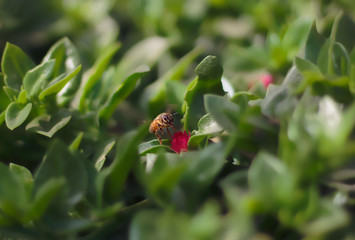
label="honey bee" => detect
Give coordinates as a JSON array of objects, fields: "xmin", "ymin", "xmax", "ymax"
[{"xmin": 149, "ymin": 112, "xmax": 177, "ymax": 145}]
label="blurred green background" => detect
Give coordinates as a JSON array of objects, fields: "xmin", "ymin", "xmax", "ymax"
[{"xmin": 2, "ymin": 0, "xmax": 354, "ymax": 71}]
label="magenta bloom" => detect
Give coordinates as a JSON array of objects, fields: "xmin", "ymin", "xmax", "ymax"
[
  {"xmin": 261, "ymin": 74, "xmax": 273, "ymax": 88},
  {"xmin": 170, "ymin": 131, "xmax": 191, "ymax": 153}
]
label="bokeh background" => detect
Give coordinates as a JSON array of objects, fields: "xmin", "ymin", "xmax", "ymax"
[{"xmin": 2, "ymin": 0, "xmax": 355, "ymax": 74}]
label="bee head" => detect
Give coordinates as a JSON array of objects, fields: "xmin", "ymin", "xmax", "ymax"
[{"xmin": 162, "ymin": 113, "xmax": 174, "ymax": 124}]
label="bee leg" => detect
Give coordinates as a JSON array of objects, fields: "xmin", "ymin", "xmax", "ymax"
[
  {"xmin": 166, "ymin": 128, "xmax": 173, "ymax": 138},
  {"xmin": 155, "ymin": 129, "xmax": 163, "ymax": 145},
  {"xmin": 171, "ymin": 125, "xmax": 177, "ymax": 132}
]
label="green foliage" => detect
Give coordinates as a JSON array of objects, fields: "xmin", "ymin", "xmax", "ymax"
[
  {"xmin": 182, "ymin": 55, "xmax": 225, "ymax": 130},
  {"xmin": 1, "ymin": 2, "xmax": 355, "ymax": 240}
]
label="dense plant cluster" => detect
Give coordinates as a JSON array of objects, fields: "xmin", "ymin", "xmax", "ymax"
[{"xmin": 1, "ymin": 1, "xmax": 355, "ymax": 239}]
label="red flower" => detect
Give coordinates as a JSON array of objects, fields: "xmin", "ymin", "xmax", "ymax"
[
  {"xmin": 247, "ymin": 73, "xmax": 274, "ymax": 90},
  {"xmin": 170, "ymin": 131, "xmax": 191, "ymax": 153},
  {"xmin": 260, "ymin": 74, "xmax": 273, "ymax": 88}
]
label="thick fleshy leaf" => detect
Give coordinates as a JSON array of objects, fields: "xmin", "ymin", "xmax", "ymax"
[
  {"xmin": 102, "ymin": 124, "xmax": 148, "ymax": 203},
  {"xmin": 335, "ymin": 14, "xmax": 355, "ymax": 52},
  {"xmin": 33, "ymin": 140, "xmax": 88, "ymax": 213},
  {"xmin": 77, "ymin": 43, "xmax": 120, "ymax": 111},
  {"xmin": 3, "ymin": 86, "xmax": 18, "ymax": 101},
  {"xmin": 9, "ymin": 163, "xmax": 33, "ymax": 201},
  {"xmin": 258, "ymin": 66, "xmax": 302, "ymax": 119},
  {"xmin": 5, "ymin": 102, "xmax": 32, "ymax": 130},
  {"xmin": 26, "ymin": 110, "xmax": 72, "ymax": 137},
  {"xmin": 181, "ymin": 143, "xmax": 225, "ymax": 191},
  {"xmin": 350, "ymin": 48, "xmax": 355, "ymax": 94},
  {"xmin": 282, "ymin": 17, "xmax": 313, "ymax": 58},
  {"xmin": 165, "ymin": 81, "xmax": 187, "ymax": 111},
  {"xmin": 141, "ymin": 47, "xmax": 202, "ymax": 116},
  {"xmin": 317, "ymin": 39, "xmax": 332, "ymax": 75},
  {"xmin": 93, "ymin": 139, "xmax": 116, "ymax": 171},
  {"xmin": 188, "ymin": 113, "xmax": 223, "ymax": 147},
  {"xmin": 1, "ymin": 43, "xmax": 35, "ymax": 91},
  {"xmin": 25, "ymin": 178, "xmax": 65, "ymax": 222},
  {"xmin": 17, "ymin": 89, "xmax": 27, "ymax": 104},
  {"xmin": 143, "ymin": 152, "xmax": 187, "ymax": 206},
  {"xmin": 69, "ymin": 132, "xmax": 84, "ymax": 151},
  {"xmin": 43, "ymin": 37, "xmax": 80, "ymax": 75},
  {"xmin": 295, "ymin": 57, "xmax": 321, "ymax": 74},
  {"xmin": 332, "ymin": 42, "xmax": 351, "ymax": 76},
  {"xmin": 39, "ymin": 65, "xmax": 81, "ymax": 100},
  {"xmin": 305, "ymin": 23, "xmax": 326, "ymax": 64},
  {"xmin": 0, "ymin": 110, "xmax": 5, "ymax": 126},
  {"xmin": 138, "ymin": 139, "xmax": 171, "ymax": 156},
  {"xmin": 163, "ymin": 144, "xmax": 225, "ymax": 210},
  {"xmin": 99, "ymin": 66, "xmax": 149, "ymax": 120},
  {"xmin": 248, "ymin": 151, "xmax": 295, "ymax": 209},
  {"xmin": 204, "ymin": 94, "xmax": 239, "ymax": 132},
  {"xmin": 0, "ymin": 162, "xmax": 28, "ymax": 222},
  {"xmin": 23, "ymin": 60, "xmax": 56, "ymax": 98},
  {"xmin": 114, "ymin": 37, "xmax": 169, "ymax": 83},
  {"xmin": 42, "ymin": 37, "xmax": 81, "ymax": 99},
  {"xmin": 183, "ymin": 56, "xmax": 225, "ymax": 130}
]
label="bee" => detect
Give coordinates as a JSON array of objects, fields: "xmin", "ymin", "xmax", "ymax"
[{"xmin": 149, "ymin": 112, "xmax": 177, "ymax": 145}]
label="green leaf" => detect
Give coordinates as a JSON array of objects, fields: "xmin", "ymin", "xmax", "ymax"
[
  {"xmin": 282, "ymin": 17, "xmax": 313, "ymax": 58},
  {"xmin": 248, "ymin": 151, "xmax": 295, "ymax": 209},
  {"xmin": 69, "ymin": 132, "xmax": 84, "ymax": 151},
  {"xmin": 301, "ymin": 200, "xmax": 349, "ymax": 237},
  {"xmin": 258, "ymin": 67, "xmax": 302, "ymax": 119},
  {"xmin": 332, "ymin": 42, "xmax": 351, "ymax": 76},
  {"xmin": 99, "ymin": 66, "xmax": 150, "ymax": 120},
  {"xmin": 114, "ymin": 37, "xmax": 169, "ymax": 83},
  {"xmin": 231, "ymin": 91, "xmax": 260, "ymax": 112},
  {"xmin": 260, "ymin": 85, "xmax": 295, "ymax": 119},
  {"xmin": 43, "ymin": 38, "xmax": 80, "ymax": 75},
  {"xmin": 204, "ymin": 94, "xmax": 239, "ymax": 132},
  {"xmin": 181, "ymin": 144, "xmax": 225, "ymax": 193},
  {"xmin": 3, "ymin": 86, "xmax": 18, "ymax": 101},
  {"xmin": 188, "ymin": 113, "xmax": 223, "ymax": 147},
  {"xmin": 350, "ymin": 48, "xmax": 355, "ymax": 94},
  {"xmin": 143, "ymin": 144, "xmax": 225, "ymax": 209},
  {"xmin": 335, "ymin": 14, "xmax": 355, "ymax": 52},
  {"xmin": 0, "ymin": 110, "xmax": 5, "ymax": 126},
  {"xmin": 165, "ymin": 81, "xmax": 187, "ymax": 110},
  {"xmin": 93, "ymin": 139, "xmax": 116, "ymax": 171},
  {"xmin": 39, "ymin": 65, "xmax": 81, "ymax": 100},
  {"xmin": 138, "ymin": 139, "xmax": 171, "ymax": 156},
  {"xmin": 224, "ymin": 44, "xmax": 269, "ymax": 71},
  {"xmin": 23, "ymin": 59, "xmax": 56, "ymax": 98},
  {"xmin": 144, "ymin": 153, "xmax": 188, "ymax": 206},
  {"xmin": 183, "ymin": 56, "xmax": 225, "ymax": 130},
  {"xmin": 17, "ymin": 89, "xmax": 27, "ymax": 104},
  {"xmin": 5, "ymin": 102, "xmax": 32, "ymax": 130},
  {"xmin": 334, "ymin": 101, "xmax": 355, "ymax": 150},
  {"xmin": 295, "ymin": 57, "xmax": 321, "ymax": 74},
  {"xmin": 33, "ymin": 140, "xmax": 88, "ymax": 213},
  {"xmin": 42, "ymin": 37, "xmax": 81, "ymax": 98},
  {"xmin": 317, "ymin": 39, "xmax": 332, "ymax": 75},
  {"xmin": 77, "ymin": 43, "xmax": 120, "ymax": 111},
  {"xmin": 26, "ymin": 110, "xmax": 72, "ymax": 137},
  {"xmin": 9, "ymin": 163, "xmax": 33, "ymax": 201},
  {"xmin": 1, "ymin": 43, "xmax": 35, "ymax": 91},
  {"xmin": 103, "ymin": 124, "xmax": 148, "ymax": 203},
  {"xmin": 25, "ymin": 178, "xmax": 65, "ymax": 222},
  {"xmin": 0, "ymin": 162, "xmax": 28, "ymax": 222},
  {"xmin": 305, "ymin": 23, "xmax": 326, "ymax": 64},
  {"xmin": 142, "ymin": 47, "xmax": 202, "ymax": 116},
  {"xmin": 195, "ymin": 55, "xmax": 223, "ymax": 81}
]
